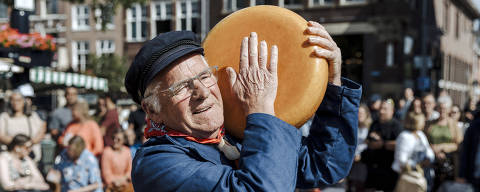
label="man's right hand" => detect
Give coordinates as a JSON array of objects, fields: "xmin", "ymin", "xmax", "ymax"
[{"xmin": 226, "ymin": 32, "xmax": 278, "ymax": 116}]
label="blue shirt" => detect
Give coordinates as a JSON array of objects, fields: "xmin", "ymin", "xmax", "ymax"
[
  {"xmin": 54, "ymin": 149, "xmax": 103, "ymax": 192},
  {"xmin": 48, "ymin": 107, "xmax": 72, "ymax": 133},
  {"xmin": 132, "ymin": 78, "xmax": 361, "ymax": 192}
]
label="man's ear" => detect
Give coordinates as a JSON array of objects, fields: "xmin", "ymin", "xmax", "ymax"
[{"xmin": 141, "ymin": 100, "xmax": 163, "ymax": 123}]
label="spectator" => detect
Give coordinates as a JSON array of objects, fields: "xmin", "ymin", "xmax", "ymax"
[
  {"xmin": 368, "ymin": 94, "xmax": 381, "ymax": 122},
  {"xmin": 458, "ymin": 101, "xmax": 480, "ymax": 192},
  {"xmin": 395, "ymin": 87, "xmax": 415, "ymax": 120},
  {"xmin": 99, "ymin": 94, "xmax": 120, "ymax": 147},
  {"xmin": 51, "ymin": 136, "xmax": 103, "ymax": 192},
  {"xmin": 422, "ymin": 93, "xmax": 439, "ymax": 122},
  {"xmin": 0, "ymin": 92, "xmax": 46, "ymax": 162},
  {"xmin": 94, "ymin": 97, "xmax": 107, "ymax": 124},
  {"xmin": 464, "ymin": 97, "xmax": 477, "ymax": 123},
  {"xmin": 127, "ymin": 107, "xmax": 146, "ymax": 144},
  {"xmin": 347, "ymin": 104, "xmax": 371, "ymax": 192},
  {"xmin": 0, "ymin": 134, "xmax": 49, "ymax": 191},
  {"xmin": 362, "ymin": 98, "xmax": 403, "ymax": 192},
  {"xmin": 425, "ymin": 95, "xmax": 463, "ymax": 190},
  {"xmin": 101, "ymin": 129, "xmax": 132, "ymax": 192},
  {"xmin": 392, "ymin": 108, "xmax": 434, "ymax": 191},
  {"xmin": 124, "ymin": 128, "xmax": 141, "ymax": 158},
  {"xmin": 451, "ymin": 104, "xmax": 467, "ymax": 134},
  {"xmin": 58, "ymin": 101, "xmax": 104, "ymax": 156},
  {"xmin": 49, "ymin": 87, "xmax": 78, "ymax": 140}
]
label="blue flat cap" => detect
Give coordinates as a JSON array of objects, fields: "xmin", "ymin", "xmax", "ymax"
[{"xmin": 125, "ymin": 31, "xmax": 204, "ymax": 104}]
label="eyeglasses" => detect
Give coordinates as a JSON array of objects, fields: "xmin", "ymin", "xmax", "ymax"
[{"xmin": 159, "ymin": 66, "xmax": 218, "ymax": 99}]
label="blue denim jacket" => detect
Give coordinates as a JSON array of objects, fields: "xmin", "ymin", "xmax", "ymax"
[{"xmin": 132, "ymin": 78, "xmax": 361, "ymax": 192}]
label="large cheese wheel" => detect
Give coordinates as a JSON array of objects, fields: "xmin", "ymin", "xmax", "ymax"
[{"xmin": 203, "ymin": 5, "xmax": 328, "ymax": 139}]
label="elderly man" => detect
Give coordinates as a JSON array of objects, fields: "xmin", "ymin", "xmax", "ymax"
[{"xmin": 125, "ymin": 21, "xmax": 361, "ymax": 191}]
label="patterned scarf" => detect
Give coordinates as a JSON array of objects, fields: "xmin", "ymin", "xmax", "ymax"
[
  {"xmin": 144, "ymin": 118, "xmax": 225, "ymax": 144},
  {"xmin": 143, "ymin": 118, "xmax": 240, "ymax": 160}
]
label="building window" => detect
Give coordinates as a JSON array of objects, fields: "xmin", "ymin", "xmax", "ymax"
[
  {"xmin": 126, "ymin": 3, "xmax": 147, "ymax": 42},
  {"xmin": 254, "ymin": 0, "xmax": 266, "ymax": 5},
  {"xmin": 386, "ymin": 42, "xmax": 394, "ymax": 67},
  {"xmin": 46, "ymin": 0, "xmax": 58, "ymax": 14},
  {"xmin": 72, "ymin": 41, "xmax": 89, "ymax": 72},
  {"xmin": 310, "ymin": 0, "xmax": 334, "ymax": 7},
  {"xmin": 95, "ymin": 6, "xmax": 115, "ymax": 30},
  {"xmin": 72, "ymin": 5, "xmax": 90, "ymax": 31},
  {"xmin": 176, "ymin": 0, "xmax": 200, "ymax": 34},
  {"xmin": 339, "ymin": 0, "xmax": 366, "ymax": 6},
  {"xmin": 0, "ymin": 2, "xmax": 7, "ymax": 18},
  {"xmin": 151, "ymin": 1, "xmax": 173, "ymax": 37},
  {"xmin": 96, "ymin": 40, "xmax": 115, "ymax": 56},
  {"xmin": 223, "ymin": 0, "xmax": 253, "ymax": 12},
  {"xmin": 280, "ymin": 0, "xmax": 302, "ymax": 8}
]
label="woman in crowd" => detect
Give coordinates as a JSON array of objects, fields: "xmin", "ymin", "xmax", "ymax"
[
  {"xmin": 450, "ymin": 104, "xmax": 467, "ymax": 134},
  {"xmin": 101, "ymin": 129, "xmax": 132, "ymax": 192},
  {"xmin": 425, "ymin": 95, "xmax": 463, "ymax": 189},
  {"xmin": 59, "ymin": 101, "xmax": 104, "ymax": 156},
  {"xmin": 0, "ymin": 92, "xmax": 45, "ymax": 162},
  {"xmin": 348, "ymin": 104, "xmax": 372, "ymax": 192},
  {"xmin": 392, "ymin": 100, "xmax": 434, "ymax": 191},
  {"xmin": 0, "ymin": 134, "xmax": 49, "ymax": 191},
  {"xmin": 94, "ymin": 97, "xmax": 107, "ymax": 124}
]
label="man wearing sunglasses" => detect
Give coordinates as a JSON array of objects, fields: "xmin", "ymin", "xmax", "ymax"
[{"xmin": 125, "ymin": 21, "xmax": 361, "ymax": 191}]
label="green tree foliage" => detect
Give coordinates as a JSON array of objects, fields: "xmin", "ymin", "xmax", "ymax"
[{"xmin": 87, "ymin": 54, "xmax": 128, "ymax": 93}]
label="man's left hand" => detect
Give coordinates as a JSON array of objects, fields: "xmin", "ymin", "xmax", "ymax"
[{"xmin": 306, "ymin": 21, "xmax": 342, "ymax": 86}]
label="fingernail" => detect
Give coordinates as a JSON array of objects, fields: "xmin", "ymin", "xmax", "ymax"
[
  {"xmin": 308, "ymin": 37, "xmax": 315, "ymax": 41},
  {"xmin": 251, "ymin": 32, "xmax": 257, "ymax": 37}
]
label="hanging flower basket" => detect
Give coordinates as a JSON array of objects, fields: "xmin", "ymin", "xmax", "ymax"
[{"xmin": 0, "ymin": 24, "xmax": 55, "ymax": 68}]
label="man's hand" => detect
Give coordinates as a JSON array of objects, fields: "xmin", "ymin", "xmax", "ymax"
[
  {"xmin": 226, "ymin": 32, "xmax": 278, "ymax": 116},
  {"xmin": 306, "ymin": 21, "xmax": 342, "ymax": 86}
]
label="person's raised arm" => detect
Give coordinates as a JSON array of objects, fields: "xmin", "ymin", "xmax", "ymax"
[{"xmin": 296, "ymin": 21, "xmax": 361, "ymax": 188}]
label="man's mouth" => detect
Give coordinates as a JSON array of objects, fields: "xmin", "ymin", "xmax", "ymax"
[{"xmin": 193, "ymin": 105, "xmax": 213, "ymax": 114}]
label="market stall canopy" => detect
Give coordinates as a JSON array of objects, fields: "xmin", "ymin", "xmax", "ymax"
[{"xmin": 29, "ymin": 67, "xmax": 108, "ymax": 92}]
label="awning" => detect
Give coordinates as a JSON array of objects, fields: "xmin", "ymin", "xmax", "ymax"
[{"xmin": 29, "ymin": 67, "xmax": 108, "ymax": 92}]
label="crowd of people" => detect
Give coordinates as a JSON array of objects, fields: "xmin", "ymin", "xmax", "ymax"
[
  {"xmin": 346, "ymin": 88, "xmax": 477, "ymax": 192},
  {"xmin": 0, "ymin": 87, "xmax": 146, "ymax": 192},
  {"xmin": 1, "ymin": 84, "xmax": 480, "ymax": 192}
]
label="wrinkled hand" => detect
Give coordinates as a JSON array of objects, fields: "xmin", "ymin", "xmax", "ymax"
[
  {"xmin": 306, "ymin": 21, "xmax": 342, "ymax": 86},
  {"xmin": 226, "ymin": 32, "xmax": 278, "ymax": 116}
]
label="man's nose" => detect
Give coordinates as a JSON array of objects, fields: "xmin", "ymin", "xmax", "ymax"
[{"xmin": 190, "ymin": 79, "xmax": 210, "ymax": 100}]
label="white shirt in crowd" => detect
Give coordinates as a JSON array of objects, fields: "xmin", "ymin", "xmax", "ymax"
[{"xmin": 392, "ymin": 130, "xmax": 435, "ymax": 173}]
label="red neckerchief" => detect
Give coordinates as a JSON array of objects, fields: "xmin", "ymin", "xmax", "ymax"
[{"xmin": 144, "ymin": 118, "xmax": 225, "ymax": 144}]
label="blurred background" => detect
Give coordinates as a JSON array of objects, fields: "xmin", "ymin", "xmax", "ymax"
[
  {"xmin": 0, "ymin": 0, "xmax": 480, "ymax": 192},
  {"xmin": 0, "ymin": 0, "xmax": 479, "ymax": 109}
]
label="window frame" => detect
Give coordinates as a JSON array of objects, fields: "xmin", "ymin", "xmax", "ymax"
[
  {"xmin": 71, "ymin": 41, "xmax": 89, "ymax": 72},
  {"xmin": 126, "ymin": 3, "xmax": 147, "ymax": 42},
  {"xmin": 71, "ymin": 4, "xmax": 90, "ymax": 31},
  {"xmin": 151, "ymin": 0, "xmax": 173, "ymax": 38},
  {"xmin": 222, "ymin": 0, "xmax": 255, "ymax": 13},
  {"xmin": 279, "ymin": 0, "xmax": 303, "ymax": 9},
  {"xmin": 176, "ymin": 0, "xmax": 200, "ymax": 32},
  {"xmin": 96, "ymin": 40, "xmax": 115, "ymax": 56},
  {"xmin": 308, "ymin": 0, "xmax": 335, "ymax": 8},
  {"xmin": 95, "ymin": 7, "xmax": 115, "ymax": 31}
]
